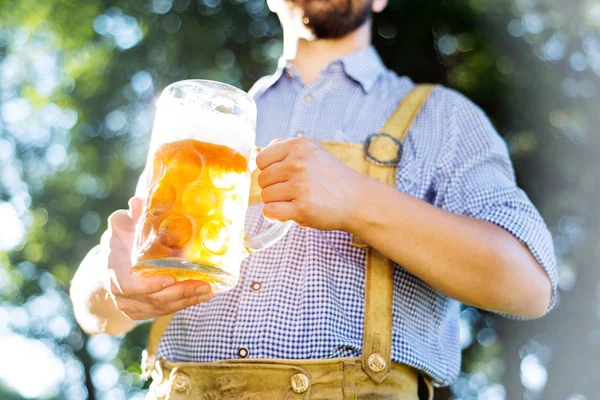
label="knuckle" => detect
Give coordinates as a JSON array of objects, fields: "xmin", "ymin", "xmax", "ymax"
[
  {"xmin": 290, "ymin": 180, "xmax": 306, "ymax": 194},
  {"xmin": 185, "ymin": 285, "xmax": 199, "ymax": 298},
  {"xmin": 178, "ymin": 288, "xmax": 189, "ymax": 301},
  {"xmin": 186, "ymin": 297, "xmax": 199, "ymax": 308},
  {"xmin": 146, "ymin": 295, "xmax": 162, "ymax": 306},
  {"xmin": 153, "ymin": 302, "xmax": 167, "ymax": 314},
  {"xmin": 257, "ymin": 171, "xmax": 268, "ymax": 188},
  {"xmin": 288, "ymin": 159, "xmax": 305, "ymax": 173},
  {"xmin": 295, "ymin": 200, "xmax": 310, "ymax": 218},
  {"xmin": 260, "ymin": 187, "xmax": 271, "ymax": 203},
  {"xmin": 292, "ymin": 137, "xmax": 307, "ymax": 150}
]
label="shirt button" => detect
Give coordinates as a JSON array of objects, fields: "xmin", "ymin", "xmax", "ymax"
[
  {"xmin": 304, "ymin": 95, "xmax": 313, "ymax": 104},
  {"xmin": 251, "ymin": 282, "xmax": 262, "ymax": 292},
  {"xmin": 238, "ymin": 347, "xmax": 249, "ymax": 358},
  {"xmin": 296, "ymin": 131, "xmax": 304, "ymax": 137}
]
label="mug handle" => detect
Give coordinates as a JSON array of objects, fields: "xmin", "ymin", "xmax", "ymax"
[
  {"xmin": 244, "ymin": 220, "xmax": 294, "ymax": 252},
  {"xmin": 243, "ymin": 146, "xmax": 294, "ymax": 253}
]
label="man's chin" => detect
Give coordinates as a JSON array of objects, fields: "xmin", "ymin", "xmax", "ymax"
[
  {"xmin": 301, "ymin": 1, "xmax": 371, "ymax": 40},
  {"xmin": 277, "ymin": 0, "xmax": 371, "ymax": 40}
]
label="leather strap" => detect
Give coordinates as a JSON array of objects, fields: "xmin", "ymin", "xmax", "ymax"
[
  {"xmin": 143, "ymin": 84, "xmax": 437, "ymax": 385},
  {"xmin": 379, "ymin": 85, "xmax": 437, "ymax": 151},
  {"xmin": 141, "ymin": 314, "xmax": 174, "ymax": 379},
  {"xmin": 359, "ymin": 84, "xmax": 436, "ymax": 382}
]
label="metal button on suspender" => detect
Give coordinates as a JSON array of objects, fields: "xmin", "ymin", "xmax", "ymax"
[
  {"xmin": 367, "ymin": 353, "xmax": 387, "ymax": 372},
  {"xmin": 290, "ymin": 373, "xmax": 310, "ymax": 393},
  {"xmin": 170, "ymin": 369, "xmax": 191, "ymax": 392}
]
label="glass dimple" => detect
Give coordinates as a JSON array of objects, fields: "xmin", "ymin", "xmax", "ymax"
[
  {"xmin": 201, "ymin": 220, "xmax": 230, "ymax": 255},
  {"xmin": 209, "ymin": 166, "xmax": 242, "ymax": 190},
  {"xmin": 158, "ymin": 215, "xmax": 193, "ymax": 249},
  {"xmin": 166, "ymin": 150, "xmax": 203, "ymax": 183},
  {"xmin": 148, "ymin": 184, "xmax": 175, "ymax": 216},
  {"xmin": 182, "ymin": 183, "xmax": 219, "ymax": 217}
]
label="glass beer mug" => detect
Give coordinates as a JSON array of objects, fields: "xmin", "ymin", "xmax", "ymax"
[{"xmin": 131, "ymin": 80, "xmax": 292, "ymax": 293}]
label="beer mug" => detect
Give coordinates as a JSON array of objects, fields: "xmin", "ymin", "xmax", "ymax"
[{"xmin": 131, "ymin": 80, "xmax": 292, "ymax": 293}]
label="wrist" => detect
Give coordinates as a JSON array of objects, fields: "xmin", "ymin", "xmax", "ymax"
[{"xmin": 342, "ymin": 175, "xmax": 382, "ymax": 236}]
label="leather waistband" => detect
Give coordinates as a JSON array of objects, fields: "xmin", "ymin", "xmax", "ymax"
[{"xmin": 147, "ymin": 357, "xmax": 430, "ymax": 400}]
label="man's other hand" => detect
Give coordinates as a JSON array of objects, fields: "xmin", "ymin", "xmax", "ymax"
[
  {"xmin": 106, "ymin": 197, "xmax": 213, "ymax": 321},
  {"xmin": 256, "ymin": 138, "xmax": 365, "ymax": 231}
]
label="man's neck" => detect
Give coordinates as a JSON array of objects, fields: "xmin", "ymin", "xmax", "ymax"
[{"xmin": 283, "ymin": 23, "xmax": 372, "ymax": 85}]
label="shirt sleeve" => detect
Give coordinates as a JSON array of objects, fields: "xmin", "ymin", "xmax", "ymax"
[{"xmin": 432, "ymin": 90, "xmax": 558, "ymax": 317}]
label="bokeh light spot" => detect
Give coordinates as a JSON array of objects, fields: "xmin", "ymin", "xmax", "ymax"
[
  {"xmin": 152, "ymin": 0, "xmax": 173, "ymax": 14},
  {"xmin": 520, "ymin": 354, "xmax": 547, "ymax": 392},
  {"xmin": 0, "ymin": 334, "xmax": 65, "ymax": 398},
  {"xmin": 0, "ymin": 202, "xmax": 26, "ymax": 251},
  {"xmin": 438, "ymin": 34, "xmax": 458, "ymax": 55}
]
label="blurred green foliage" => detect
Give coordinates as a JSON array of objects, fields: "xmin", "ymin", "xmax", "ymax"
[{"xmin": 0, "ymin": 0, "xmax": 598, "ymax": 399}]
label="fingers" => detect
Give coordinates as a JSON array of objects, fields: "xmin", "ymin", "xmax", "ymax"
[
  {"xmin": 108, "ymin": 209, "xmax": 136, "ymax": 234},
  {"xmin": 261, "ymin": 182, "xmax": 295, "ymax": 203},
  {"xmin": 114, "ymin": 290, "xmax": 214, "ymax": 320},
  {"xmin": 255, "ymin": 139, "xmax": 290, "ymax": 170},
  {"xmin": 150, "ymin": 290, "xmax": 213, "ymax": 316},
  {"xmin": 257, "ymin": 163, "xmax": 289, "ymax": 189},
  {"xmin": 141, "ymin": 280, "xmax": 212, "ymax": 304},
  {"xmin": 262, "ymin": 201, "xmax": 298, "ymax": 224},
  {"xmin": 128, "ymin": 197, "xmax": 143, "ymax": 223},
  {"xmin": 112, "ymin": 273, "xmax": 176, "ymax": 296},
  {"xmin": 109, "ymin": 196, "xmax": 143, "ymax": 234}
]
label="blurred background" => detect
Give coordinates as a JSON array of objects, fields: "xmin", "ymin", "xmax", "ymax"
[{"xmin": 0, "ymin": 0, "xmax": 598, "ymax": 399}]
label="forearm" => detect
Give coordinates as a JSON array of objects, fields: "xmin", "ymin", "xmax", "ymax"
[
  {"xmin": 70, "ymin": 244, "xmax": 136, "ymax": 336},
  {"xmin": 346, "ymin": 177, "xmax": 552, "ymax": 318}
]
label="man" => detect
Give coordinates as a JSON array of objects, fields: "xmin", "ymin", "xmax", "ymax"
[{"xmin": 71, "ymin": 0, "xmax": 557, "ymax": 398}]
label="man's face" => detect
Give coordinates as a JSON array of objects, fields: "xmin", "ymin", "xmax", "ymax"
[{"xmin": 271, "ymin": 0, "xmax": 374, "ymax": 39}]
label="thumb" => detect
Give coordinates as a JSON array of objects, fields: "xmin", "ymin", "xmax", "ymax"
[
  {"xmin": 128, "ymin": 197, "xmax": 143, "ymax": 224},
  {"xmin": 268, "ymin": 138, "xmax": 287, "ymax": 146}
]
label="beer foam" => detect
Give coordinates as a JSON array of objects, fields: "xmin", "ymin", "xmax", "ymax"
[{"xmin": 150, "ymin": 105, "xmax": 254, "ymax": 160}]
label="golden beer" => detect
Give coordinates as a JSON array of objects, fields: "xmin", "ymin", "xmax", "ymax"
[{"xmin": 132, "ymin": 139, "xmax": 249, "ymax": 286}]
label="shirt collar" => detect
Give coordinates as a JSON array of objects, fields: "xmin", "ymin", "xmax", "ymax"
[
  {"xmin": 338, "ymin": 45, "xmax": 387, "ymax": 93},
  {"xmin": 272, "ymin": 45, "xmax": 386, "ymax": 94}
]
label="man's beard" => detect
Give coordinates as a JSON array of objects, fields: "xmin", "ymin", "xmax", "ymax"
[{"xmin": 291, "ymin": 0, "xmax": 373, "ymax": 39}]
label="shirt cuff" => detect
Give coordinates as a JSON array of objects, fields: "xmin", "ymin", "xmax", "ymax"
[{"xmin": 470, "ymin": 201, "xmax": 558, "ymax": 319}]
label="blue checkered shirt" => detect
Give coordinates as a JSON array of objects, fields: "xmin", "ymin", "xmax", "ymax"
[{"xmin": 156, "ymin": 46, "xmax": 557, "ymax": 386}]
